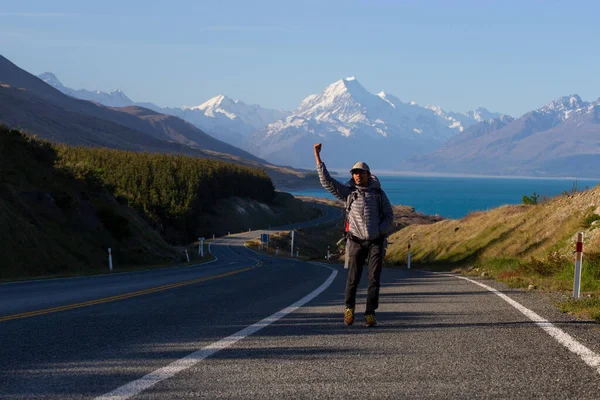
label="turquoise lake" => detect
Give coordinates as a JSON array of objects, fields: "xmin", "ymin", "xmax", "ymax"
[{"xmin": 290, "ymin": 176, "xmax": 600, "ymax": 219}]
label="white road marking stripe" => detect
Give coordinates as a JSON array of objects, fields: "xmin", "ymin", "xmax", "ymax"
[
  {"xmin": 456, "ymin": 275, "xmax": 600, "ymax": 373},
  {"xmin": 95, "ymin": 266, "xmax": 337, "ymax": 400}
]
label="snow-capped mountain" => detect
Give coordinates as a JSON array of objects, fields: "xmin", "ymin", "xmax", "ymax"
[
  {"xmin": 399, "ymin": 94, "xmax": 600, "ymax": 177},
  {"xmin": 39, "ymin": 72, "xmax": 138, "ymax": 108},
  {"xmin": 250, "ymin": 77, "xmax": 505, "ymax": 169},
  {"xmin": 168, "ymin": 95, "xmax": 290, "ymax": 146},
  {"xmin": 538, "ymin": 94, "xmax": 592, "ymax": 120},
  {"xmin": 425, "ymin": 105, "xmax": 503, "ymax": 132},
  {"xmin": 190, "ymin": 94, "xmax": 289, "ymax": 131},
  {"xmin": 37, "ymin": 72, "xmax": 288, "ymax": 149},
  {"xmin": 466, "ymin": 106, "xmax": 504, "ymax": 122}
]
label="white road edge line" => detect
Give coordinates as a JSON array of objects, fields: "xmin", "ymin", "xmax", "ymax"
[
  {"xmin": 454, "ymin": 274, "xmax": 600, "ymax": 374},
  {"xmin": 95, "ymin": 265, "xmax": 338, "ymax": 400}
]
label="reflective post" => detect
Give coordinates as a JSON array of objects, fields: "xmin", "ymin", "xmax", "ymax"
[{"xmin": 573, "ymin": 232, "xmax": 584, "ymax": 298}]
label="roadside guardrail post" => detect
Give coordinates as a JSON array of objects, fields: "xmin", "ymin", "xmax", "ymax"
[{"xmin": 573, "ymin": 232, "xmax": 584, "ymax": 298}]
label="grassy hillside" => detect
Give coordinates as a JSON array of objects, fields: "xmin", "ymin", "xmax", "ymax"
[{"xmin": 384, "ymin": 187, "xmax": 600, "ymax": 320}]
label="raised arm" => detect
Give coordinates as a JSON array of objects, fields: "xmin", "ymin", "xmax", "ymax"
[
  {"xmin": 314, "ymin": 143, "xmax": 323, "ymax": 166},
  {"xmin": 314, "ymin": 143, "xmax": 351, "ymax": 201}
]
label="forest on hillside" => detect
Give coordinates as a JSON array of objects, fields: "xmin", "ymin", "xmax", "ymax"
[{"xmin": 55, "ymin": 144, "xmax": 275, "ymax": 243}]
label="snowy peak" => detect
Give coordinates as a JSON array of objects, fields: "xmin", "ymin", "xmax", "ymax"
[
  {"xmin": 191, "ymin": 94, "xmax": 239, "ymax": 119},
  {"xmin": 106, "ymin": 89, "xmax": 133, "ymax": 103},
  {"xmin": 39, "ymin": 72, "xmax": 65, "ymax": 90},
  {"xmin": 184, "ymin": 94, "xmax": 290, "ymax": 132},
  {"xmin": 295, "ymin": 76, "xmax": 389, "ymax": 124},
  {"xmin": 465, "ymin": 107, "xmax": 503, "ymax": 122},
  {"xmin": 424, "ymin": 104, "xmax": 507, "ymax": 131},
  {"xmin": 192, "ymin": 94, "xmax": 238, "ymax": 111},
  {"xmin": 536, "ymin": 94, "xmax": 593, "ymax": 122},
  {"xmin": 300, "ymin": 76, "xmax": 371, "ymax": 110},
  {"xmin": 323, "ymin": 76, "xmax": 372, "ymax": 101},
  {"xmin": 37, "ymin": 72, "xmax": 134, "ymax": 107},
  {"xmin": 542, "ymin": 94, "xmax": 586, "ymax": 113},
  {"xmin": 377, "ymin": 91, "xmax": 407, "ymax": 109}
]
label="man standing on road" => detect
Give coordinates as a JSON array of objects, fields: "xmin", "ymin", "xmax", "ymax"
[{"xmin": 313, "ymin": 143, "xmax": 394, "ymax": 327}]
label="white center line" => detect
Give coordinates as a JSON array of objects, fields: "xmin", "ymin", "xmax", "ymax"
[
  {"xmin": 96, "ymin": 265, "xmax": 337, "ymax": 400},
  {"xmin": 456, "ymin": 274, "xmax": 600, "ymax": 374}
]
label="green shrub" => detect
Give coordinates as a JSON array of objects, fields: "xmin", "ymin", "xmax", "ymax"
[
  {"xmin": 518, "ymin": 251, "xmax": 570, "ymax": 276},
  {"xmin": 580, "ymin": 212, "xmax": 600, "ymax": 229},
  {"xmin": 522, "ymin": 192, "xmax": 539, "ymax": 205}
]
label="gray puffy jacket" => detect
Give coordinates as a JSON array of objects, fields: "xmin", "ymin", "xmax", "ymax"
[{"xmin": 317, "ymin": 162, "xmax": 394, "ymax": 241}]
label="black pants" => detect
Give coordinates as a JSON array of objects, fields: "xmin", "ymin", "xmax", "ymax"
[{"xmin": 345, "ymin": 236, "xmax": 384, "ymax": 314}]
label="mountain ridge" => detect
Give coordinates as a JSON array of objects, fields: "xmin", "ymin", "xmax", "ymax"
[
  {"xmin": 399, "ymin": 95, "xmax": 600, "ymax": 178},
  {"xmin": 249, "ymin": 77, "xmax": 508, "ymax": 169},
  {"xmin": 0, "ymin": 55, "xmax": 323, "ymax": 189}
]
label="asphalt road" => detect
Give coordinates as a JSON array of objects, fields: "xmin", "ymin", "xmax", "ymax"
[{"xmin": 2, "ymin": 203, "xmax": 600, "ymax": 399}]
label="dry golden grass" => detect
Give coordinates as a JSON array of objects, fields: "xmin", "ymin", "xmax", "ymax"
[
  {"xmin": 385, "ymin": 185, "xmax": 600, "ymax": 321},
  {"xmin": 387, "ymin": 188, "xmax": 600, "ymax": 265}
]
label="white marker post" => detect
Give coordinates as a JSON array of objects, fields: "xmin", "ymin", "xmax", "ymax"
[
  {"xmin": 290, "ymin": 230, "xmax": 295, "ymax": 257},
  {"xmin": 407, "ymin": 243, "xmax": 411, "ymax": 270},
  {"xmin": 185, "ymin": 249, "xmax": 190, "ymax": 263},
  {"xmin": 327, "ymin": 245, "xmax": 330, "ymax": 260},
  {"xmin": 573, "ymin": 232, "xmax": 584, "ymax": 299},
  {"xmin": 213, "ymin": 234, "xmax": 215, "ymax": 239},
  {"xmin": 108, "ymin": 248, "xmax": 113, "ymax": 272},
  {"xmin": 276, "ymin": 247, "xmax": 279, "ymax": 256},
  {"xmin": 296, "ymin": 247, "xmax": 299, "ymax": 258},
  {"xmin": 198, "ymin": 237, "xmax": 205, "ymax": 257}
]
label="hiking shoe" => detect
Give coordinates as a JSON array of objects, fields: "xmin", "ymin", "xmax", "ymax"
[
  {"xmin": 365, "ymin": 314, "xmax": 377, "ymax": 327},
  {"xmin": 344, "ymin": 307, "xmax": 355, "ymax": 325}
]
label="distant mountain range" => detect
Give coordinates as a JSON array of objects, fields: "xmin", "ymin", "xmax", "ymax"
[
  {"xmin": 0, "ymin": 55, "xmax": 314, "ymax": 188},
  {"xmin": 39, "ymin": 72, "xmax": 289, "ymax": 149},
  {"xmin": 40, "ymin": 73, "xmax": 504, "ymax": 169},
  {"xmin": 400, "ymin": 95, "xmax": 600, "ymax": 177},
  {"xmin": 29, "ymin": 62, "xmax": 600, "ymax": 178},
  {"xmin": 248, "ymin": 77, "xmax": 506, "ymax": 168}
]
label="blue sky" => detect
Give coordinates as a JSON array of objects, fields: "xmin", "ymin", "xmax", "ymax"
[{"xmin": 2, "ymin": 0, "xmax": 599, "ymax": 117}]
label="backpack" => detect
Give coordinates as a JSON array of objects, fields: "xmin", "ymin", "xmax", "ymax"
[{"xmin": 343, "ymin": 187, "xmax": 383, "ymax": 235}]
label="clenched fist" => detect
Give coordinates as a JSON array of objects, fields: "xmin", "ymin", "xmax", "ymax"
[{"xmin": 313, "ymin": 143, "xmax": 323, "ymax": 165}]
